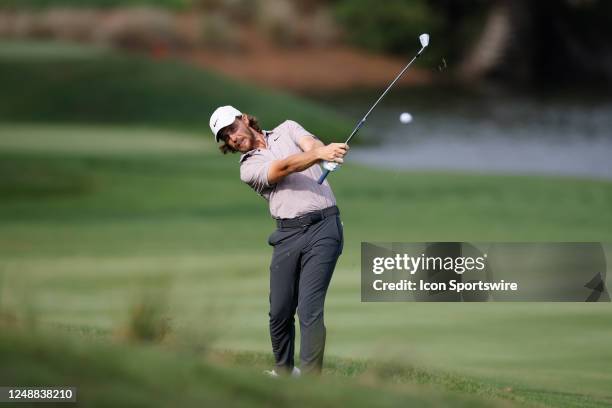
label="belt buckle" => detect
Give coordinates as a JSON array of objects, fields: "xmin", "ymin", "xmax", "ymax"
[
  {"xmin": 300, "ymin": 216, "xmax": 311, "ymax": 228},
  {"xmin": 301, "ymin": 213, "xmax": 317, "ymax": 228}
]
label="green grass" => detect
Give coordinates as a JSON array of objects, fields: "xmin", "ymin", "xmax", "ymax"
[
  {"xmin": 0, "ymin": 40, "xmax": 352, "ymax": 140},
  {"xmin": 0, "ymin": 328, "xmax": 524, "ymax": 408},
  {"xmin": 1, "ymin": 123, "xmax": 611, "ymax": 407},
  {"xmin": 1, "ymin": 40, "xmax": 612, "ymax": 408}
]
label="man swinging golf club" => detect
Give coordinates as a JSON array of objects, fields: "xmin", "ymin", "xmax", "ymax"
[{"xmin": 210, "ymin": 105, "xmax": 347, "ymax": 376}]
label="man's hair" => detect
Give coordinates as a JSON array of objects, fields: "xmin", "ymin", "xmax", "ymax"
[{"xmin": 218, "ymin": 114, "xmax": 263, "ymax": 154}]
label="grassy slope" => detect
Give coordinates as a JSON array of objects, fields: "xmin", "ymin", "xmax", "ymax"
[
  {"xmin": 1, "ymin": 41, "xmax": 612, "ymax": 407},
  {"xmin": 0, "ymin": 41, "xmax": 351, "ymax": 140}
]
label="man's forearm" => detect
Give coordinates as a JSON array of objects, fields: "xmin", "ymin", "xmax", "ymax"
[
  {"xmin": 268, "ymin": 150, "xmax": 321, "ymax": 184},
  {"xmin": 267, "ymin": 141, "xmax": 347, "ymax": 185},
  {"xmin": 300, "ymin": 137, "xmax": 325, "ymax": 152}
]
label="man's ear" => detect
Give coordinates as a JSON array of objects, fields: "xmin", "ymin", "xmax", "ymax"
[{"xmin": 241, "ymin": 114, "xmax": 249, "ymax": 125}]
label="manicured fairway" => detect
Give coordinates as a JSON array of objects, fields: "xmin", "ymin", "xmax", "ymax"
[{"xmin": 1, "ymin": 123, "xmax": 611, "ymax": 407}]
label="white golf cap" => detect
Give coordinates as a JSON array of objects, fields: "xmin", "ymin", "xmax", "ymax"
[{"xmin": 210, "ymin": 105, "xmax": 242, "ymax": 142}]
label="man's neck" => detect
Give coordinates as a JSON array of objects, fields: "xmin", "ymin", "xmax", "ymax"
[{"xmin": 253, "ymin": 130, "xmax": 267, "ymax": 149}]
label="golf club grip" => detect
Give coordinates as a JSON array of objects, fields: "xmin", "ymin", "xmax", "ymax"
[{"xmin": 317, "ymin": 169, "xmax": 330, "ymax": 184}]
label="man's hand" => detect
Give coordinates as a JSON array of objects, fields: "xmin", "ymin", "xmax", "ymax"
[
  {"xmin": 322, "ymin": 161, "xmax": 340, "ymax": 172},
  {"xmin": 316, "ymin": 143, "xmax": 349, "ymax": 163}
]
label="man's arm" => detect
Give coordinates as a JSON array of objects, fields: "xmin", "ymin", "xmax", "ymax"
[
  {"xmin": 297, "ymin": 134, "xmax": 324, "ymax": 152},
  {"xmin": 268, "ymin": 143, "xmax": 348, "ymax": 185}
]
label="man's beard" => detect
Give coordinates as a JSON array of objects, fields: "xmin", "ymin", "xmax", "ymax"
[{"xmin": 238, "ymin": 128, "xmax": 257, "ymax": 152}]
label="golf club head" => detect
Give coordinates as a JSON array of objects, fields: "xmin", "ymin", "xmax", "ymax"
[{"xmin": 419, "ymin": 33, "xmax": 430, "ymax": 48}]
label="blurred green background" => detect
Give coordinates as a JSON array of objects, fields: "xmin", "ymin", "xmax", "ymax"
[{"xmin": 1, "ymin": 1, "xmax": 612, "ymax": 407}]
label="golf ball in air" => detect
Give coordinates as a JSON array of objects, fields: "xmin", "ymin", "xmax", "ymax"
[{"xmin": 399, "ymin": 112, "xmax": 413, "ymax": 124}]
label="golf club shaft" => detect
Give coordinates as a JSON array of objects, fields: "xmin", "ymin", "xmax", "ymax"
[{"xmin": 317, "ymin": 46, "xmax": 426, "ymax": 185}]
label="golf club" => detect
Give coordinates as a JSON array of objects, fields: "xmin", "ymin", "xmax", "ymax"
[{"xmin": 317, "ymin": 33, "xmax": 430, "ymax": 184}]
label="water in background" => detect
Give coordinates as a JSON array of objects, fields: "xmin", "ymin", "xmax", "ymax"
[{"xmin": 311, "ymin": 86, "xmax": 612, "ymax": 179}]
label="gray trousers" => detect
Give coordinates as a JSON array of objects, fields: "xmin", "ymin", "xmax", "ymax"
[{"xmin": 267, "ymin": 212, "xmax": 343, "ymax": 375}]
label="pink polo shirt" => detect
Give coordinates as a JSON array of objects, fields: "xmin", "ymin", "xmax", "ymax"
[{"xmin": 239, "ymin": 120, "xmax": 337, "ymax": 219}]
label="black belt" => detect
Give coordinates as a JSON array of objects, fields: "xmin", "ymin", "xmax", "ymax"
[{"xmin": 276, "ymin": 206, "xmax": 339, "ymax": 229}]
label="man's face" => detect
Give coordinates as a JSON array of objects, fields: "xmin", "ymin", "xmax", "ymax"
[{"xmin": 219, "ymin": 116, "xmax": 257, "ymax": 153}]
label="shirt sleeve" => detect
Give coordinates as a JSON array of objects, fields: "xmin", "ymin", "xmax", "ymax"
[
  {"xmin": 240, "ymin": 151, "xmax": 275, "ymax": 194},
  {"xmin": 285, "ymin": 120, "xmax": 318, "ymax": 146}
]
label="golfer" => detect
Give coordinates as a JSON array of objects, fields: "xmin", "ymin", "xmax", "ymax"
[{"xmin": 210, "ymin": 105, "xmax": 347, "ymax": 376}]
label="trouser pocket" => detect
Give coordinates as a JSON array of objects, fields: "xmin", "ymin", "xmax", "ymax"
[
  {"xmin": 335, "ymin": 216, "xmax": 344, "ymax": 255},
  {"xmin": 268, "ymin": 227, "xmax": 302, "ymax": 247}
]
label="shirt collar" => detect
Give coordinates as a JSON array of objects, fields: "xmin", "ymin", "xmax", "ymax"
[{"xmin": 239, "ymin": 130, "xmax": 272, "ymax": 163}]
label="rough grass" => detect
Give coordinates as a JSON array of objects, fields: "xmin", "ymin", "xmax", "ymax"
[
  {"xmin": 2, "ymin": 323, "xmax": 611, "ymax": 408},
  {"xmin": 0, "ymin": 327, "xmax": 520, "ymax": 408}
]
